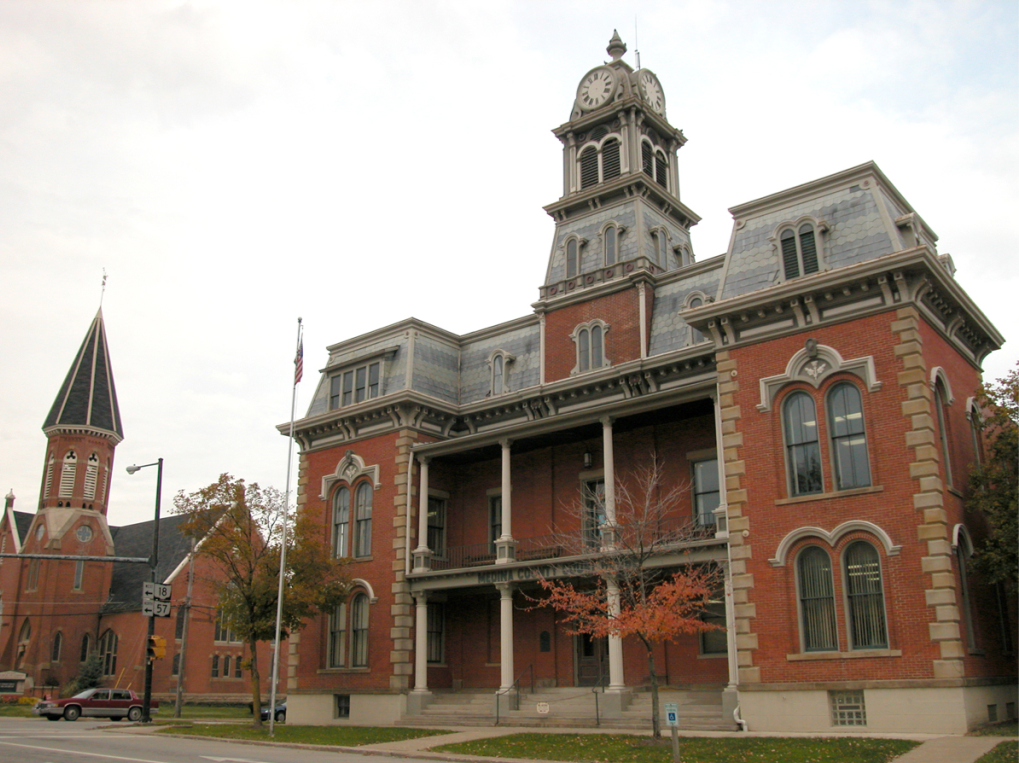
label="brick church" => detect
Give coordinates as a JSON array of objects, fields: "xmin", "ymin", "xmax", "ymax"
[
  {"xmin": 0, "ymin": 310, "xmax": 271, "ymax": 702},
  {"xmin": 279, "ymin": 32, "xmax": 1015, "ymax": 733}
]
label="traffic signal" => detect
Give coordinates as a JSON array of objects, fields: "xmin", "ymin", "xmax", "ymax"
[{"xmin": 147, "ymin": 635, "xmax": 166, "ymax": 660}]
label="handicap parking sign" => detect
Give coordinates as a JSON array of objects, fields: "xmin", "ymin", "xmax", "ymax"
[{"xmin": 664, "ymin": 701, "xmax": 679, "ymax": 727}]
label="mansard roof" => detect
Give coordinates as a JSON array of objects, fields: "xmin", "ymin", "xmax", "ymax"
[{"xmin": 43, "ymin": 309, "xmax": 123, "ymax": 441}]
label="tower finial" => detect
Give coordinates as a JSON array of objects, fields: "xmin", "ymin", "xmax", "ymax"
[
  {"xmin": 100, "ymin": 268, "xmax": 107, "ymax": 308},
  {"xmin": 607, "ymin": 29, "xmax": 627, "ymax": 62}
]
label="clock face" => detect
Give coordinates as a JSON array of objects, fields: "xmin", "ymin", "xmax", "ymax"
[
  {"xmin": 640, "ymin": 72, "xmax": 665, "ymax": 114},
  {"xmin": 577, "ymin": 68, "xmax": 616, "ymax": 111}
]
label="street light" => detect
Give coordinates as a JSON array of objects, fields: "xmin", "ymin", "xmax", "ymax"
[{"xmin": 126, "ymin": 458, "xmax": 162, "ymax": 724}]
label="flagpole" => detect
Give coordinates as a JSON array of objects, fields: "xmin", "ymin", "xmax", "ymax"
[{"xmin": 269, "ymin": 317, "xmax": 302, "ymax": 735}]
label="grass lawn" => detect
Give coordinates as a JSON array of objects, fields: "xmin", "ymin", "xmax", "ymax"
[
  {"xmin": 433, "ymin": 733, "xmax": 920, "ymax": 763},
  {"xmin": 155, "ymin": 704, "xmax": 253, "ymax": 721},
  {"xmin": 976, "ymin": 740, "xmax": 1018, "ymax": 763},
  {"xmin": 158, "ymin": 723, "xmax": 449, "ymax": 746},
  {"xmin": 971, "ymin": 720, "xmax": 1019, "ymax": 737},
  {"xmin": 0, "ymin": 705, "xmax": 36, "ymax": 718}
]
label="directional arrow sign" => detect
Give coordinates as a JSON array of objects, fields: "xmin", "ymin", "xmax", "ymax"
[{"xmin": 143, "ymin": 582, "xmax": 172, "ymax": 601}]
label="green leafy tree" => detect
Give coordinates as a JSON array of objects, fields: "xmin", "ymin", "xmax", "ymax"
[
  {"xmin": 967, "ymin": 362, "xmax": 1018, "ymax": 596},
  {"xmin": 173, "ymin": 474, "xmax": 351, "ymax": 727},
  {"xmin": 67, "ymin": 652, "xmax": 105, "ymax": 695}
]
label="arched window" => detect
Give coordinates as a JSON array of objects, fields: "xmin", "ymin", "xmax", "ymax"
[
  {"xmin": 353, "ymin": 483, "xmax": 372, "ymax": 557},
  {"xmin": 828, "ymin": 384, "xmax": 871, "ymax": 490},
  {"xmin": 350, "ymin": 593, "xmax": 369, "ymax": 668},
  {"xmin": 80, "ymin": 633, "xmax": 91, "ymax": 662},
  {"xmin": 579, "ymin": 146, "xmax": 599, "ymax": 189},
  {"xmin": 843, "ymin": 541, "xmax": 888, "ymax": 649},
  {"xmin": 333, "ymin": 486, "xmax": 350, "ymax": 558},
  {"xmin": 51, "ymin": 631, "xmax": 63, "ymax": 662},
  {"xmin": 604, "ymin": 226, "xmax": 617, "ymax": 265},
  {"xmin": 934, "ymin": 381, "xmax": 953, "ymax": 487},
  {"xmin": 780, "ymin": 224, "xmax": 820, "ymax": 279},
  {"xmin": 784, "ymin": 392, "xmax": 822, "ymax": 495},
  {"xmin": 493, "ymin": 355, "xmax": 504, "ymax": 395},
  {"xmin": 573, "ymin": 321, "xmax": 608, "ymax": 374},
  {"xmin": 797, "ymin": 547, "xmax": 838, "ymax": 651},
  {"xmin": 328, "ymin": 602, "xmax": 347, "ymax": 668},
  {"xmin": 641, "ymin": 141, "xmax": 653, "ymax": 176},
  {"xmin": 83, "ymin": 453, "xmax": 99, "ymax": 500},
  {"xmin": 968, "ymin": 403, "xmax": 983, "ymax": 467},
  {"xmin": 956, "ymin": 539, "xmax": 977, "ymax": 650},
  {"xmin": 59, "ymin": 451, "xmax": 77, "ymax": 498},
  {"xmin": 687, "ymin": 296, "xmax": 705, "ymax": 344},
  {"xmin": 654, "ymin": 150, "xmax": 668, "ymax": 187},
  {"xmin": 17, "ymin": 619, "xmax": 31, "ymax": 668},
  {"xmin": 566, "ymin": 239, "xmax": 578, "ymax": 278},
  {"xmin": 98, "ymin": 629, "xmax": 118, "ymax": 675}
]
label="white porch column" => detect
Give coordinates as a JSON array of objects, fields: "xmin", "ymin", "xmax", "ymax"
[
  {"xmin": 413, "ymin": 456, "xmax": 431, "ymax": 571},
  {"xmin": 606, "ymin": 575, "xmax": 626, "ymax": 692},
  {"xmin": 496, "ymin": 439, "xmax": 516, "ymax": 563},
  {"xmin": 413, "ymin": 593, "xmax": 429, "ymax": 692},
  {"xmin": 601, "ymin": 417, "xmax": 617, "ymax": 547},
  {"xmin": 497, "ymin": 583, "xmax": 515, "ymax": 691}
]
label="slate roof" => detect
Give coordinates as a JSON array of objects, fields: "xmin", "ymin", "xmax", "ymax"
[
  {"xmin": 44, "ymin": 309, "xmax": 124, "ymax": 439},
  {"xmin": 13, "ymin": 511, "xmax": 33, "ymax": 547},
  {"xmin": 102, "ymin": 513, "xmax": 193, "ymax": 614}
]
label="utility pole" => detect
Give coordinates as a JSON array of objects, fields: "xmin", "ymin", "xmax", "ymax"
[{"xmin": 173, "ymin": 537, "xmax": 196, "ymax": 718}]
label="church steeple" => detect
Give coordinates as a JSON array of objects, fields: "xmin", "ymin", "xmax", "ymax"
[
  {"xmin": 38, "ymin": 309, "xmax": 122, "ymax": 514},
  {"xmin": 44, "ymin": 308, "xmax": 123, "ymax": 441}
]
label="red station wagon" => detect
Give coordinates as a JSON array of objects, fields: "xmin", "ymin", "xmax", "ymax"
[{"xmin": 34, "ymin": 688, "xmax": 158, "ymax": 721}]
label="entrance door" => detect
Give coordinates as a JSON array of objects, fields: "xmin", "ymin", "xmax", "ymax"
[{"xmin": 575, "ymin": 633, "xmax": 607, "ymax": 687}]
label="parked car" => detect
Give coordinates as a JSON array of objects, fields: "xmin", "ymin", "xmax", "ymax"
[
  {"xmin": 259, "ymin": 701, "xmax": 286, "ymax": 722},
  {"xmin": 34, "ymin": 688, "xmax": 157, "ymax": 722}
]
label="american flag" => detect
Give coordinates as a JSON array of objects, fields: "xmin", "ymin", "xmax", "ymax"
[{"xmin": 294, "ymin": 339, "xmax": 303, "ymax": 384}]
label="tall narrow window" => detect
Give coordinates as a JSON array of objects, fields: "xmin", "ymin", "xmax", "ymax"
[
  {"xmin": 328, "ymin": 603, "xmax": 346, "ymax": 668},
  {"xmin": 172, "ymin": 653, "xmax": 180, "ymax": 676},
  {"xmin": 353, "ymin": 483, "xmax": 372, "ymax": 557},
  {"xmin": 80, "ymin": 633, "xmax": 91, "ymax": 662},
  {"xmin": 492, "ymin": 355, "xmax": 504, "ymax": 395},
  {"xmin": 580, "ymin": 147, "xmax": 599, "ymax": 189},
  {"xmin": 780, "ymin": 224, "xmax": 820, "ymax": 279},
  {"xmin": 73, "ymin": 560, "xmax": 84, "ymax": 591},
  {"xmin": 784, "ymin": 392, "xmax": 823, "ymax": 495},
  {"xmin": 350, "ymin": 594, "xmax": 369, "ymax": 668},
  {"xmin": 700, "ymin": 592, "xmax": 727, "ymax": 654},
  {"xmin": 604, "ymin": 226, "xmax": 617, "ymax": 265},
  {"xmin": 583, "ymin": 479, "xmax": 606, "ymax": 548},
  {"xmin": 957, "ymin": 543, "xmax": 977, "ymax": 650},
  {"xmin": 578, "ymin": 327, "xmax": 590, "ymax": 371},
  {"xmin": 222, "ymin": 655, "xmax": 231, "ymax": 678},
  {"xmin": 83, "ymin": 453, "xmax": 99, "ymax": 500},
  {"xmin": 51, "ymin": 631, "xmax": 63, "ymax": 662},
  {"xmin": 566, "ymin": 239, "xmax": 578, "ymax": 278},
  {"xmin": 427, "ymin": 497, "xmax": 446, "ymax": 556},
  {"xmin": 488, "ymin": 496, "xmax": 502, "ymax": 554},
  {"xmin": 59, "ymin": 451, "xmax": 77, "ymax": 498},
  {"xmin": 427, "ymin": 603, "xmax": 445, "ymax": 663},
  {"xmin": 844, "ymin": 541, "xmax": 888, "ymax": 649},
  {"xmin": 342, "ymin": 371, "xmax": 354, "ymax": 406},
  {"xmin": 574, "ymin": 321, "xmax": 608, "ymax": 374},
  {"xmin": 27, "ymin": 558, "xmax": 40, "ymax": 590},
  {"xmin": 693, "ymin": 459, "xmax": 720, "ymax": 526},
  {"xmin": 98, "ymin": 629, "xmax": 118, "ymax": 675},
  {"xmin": 333, "ymin": 486, "xmax": 350, "ymax": 558},
  {"xmin": 590, "ymin": 325, "xmax": 603, "ymax": 368},
  {"xmin": 44, "ymin": 453, "xmax": 54, "ymax": 498},
  {"xmin": 602, "ymin": 139, "xmax": 621, "ymax": 180},
  {"xmin": 688, "ymin": 297, "xmax": 705, "ymax": 344},
  {"xmin": 797, "ymin": 547, "xmax": 838, "ymax": 651},
  {"xmin": 969, "ymin": 406, "xmax": 983, "ymax": 467},
  {"xmin": 828, "ymin": 384, "xmax": 871, "ymax": 490},
  {"xmin": 654, "ymin": 152, "xmax": 667, "ymax": 187},
  {"xmin": 934, "ymin": 382, "xmax": 953, "ymax": 487},
  {"xmin": 211, "ymin": 654, "xmax": 220, "ymax": 678}
]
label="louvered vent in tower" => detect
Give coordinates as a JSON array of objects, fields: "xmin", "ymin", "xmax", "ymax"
[
  {"xmin": 781, "ymin": 231, "xmax": 800, "ymax": 279},
  {"xmin": 602, "ymin": 139, "xmax": 620, "ymax": 180},
  {"xmin": 642, "ymin": 142, "xmax": 653, "ymax": 177},
  {"xmin": 800, "ymin": 226, "xmax": 819, "ymax": 274},
  {"xmin": 580, "ymin": 147, "xmax": 599, "ymax": 189},
  {"xmin": 590, "ymin": 126, "xmax": 609, "ymax": 141},
  {"xmin": 655, "ymin": 155, "xmax": 667, "ymax": 187}
]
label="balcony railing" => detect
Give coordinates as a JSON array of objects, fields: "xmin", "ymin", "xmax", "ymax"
[{"xmin": 427, "ymin": 517, "xmax": 717, "ymax": 573}]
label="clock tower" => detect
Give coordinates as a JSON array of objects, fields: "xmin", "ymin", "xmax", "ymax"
[{"xmin": 540, "ymin": 31, "xmax": 700, "ymax": 298}]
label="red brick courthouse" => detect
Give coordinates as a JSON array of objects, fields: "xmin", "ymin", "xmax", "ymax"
[{"xmin": 281, "ymin": 33, "xmax": 1014, "ymax": 733}]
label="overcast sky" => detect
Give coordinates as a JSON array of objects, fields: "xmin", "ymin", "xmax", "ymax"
[{"xmin": 2, "ymin": 1, "xmax": 1016, "ymax": 527}]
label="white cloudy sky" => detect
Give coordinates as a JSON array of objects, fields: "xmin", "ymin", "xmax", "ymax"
[{"xmin": 1, "ymin": 1, "xmax": 1016, "ymax": 527}]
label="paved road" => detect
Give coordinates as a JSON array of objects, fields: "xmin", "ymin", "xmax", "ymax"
[{"xmin": 0, "ymin": 717, "xmax": 439, "ymax": 763}]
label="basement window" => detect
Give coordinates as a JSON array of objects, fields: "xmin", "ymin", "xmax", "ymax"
[
  {"xmin": 829, "ymin": 690, "xmax": 867, "ymax": 726},
  {"xmin": 335, "ymin": 694, "xmax": 350, "ymax": 718}
]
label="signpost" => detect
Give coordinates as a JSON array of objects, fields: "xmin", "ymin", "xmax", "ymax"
[{"xmin": 664, "ymin": 702, "xmax": 680, "ymax": 762}]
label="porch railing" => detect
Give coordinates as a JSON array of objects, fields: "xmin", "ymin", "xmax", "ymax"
[{"xmin": 429, "ymin": 519, "xmax": 717, "ymax": 573}]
